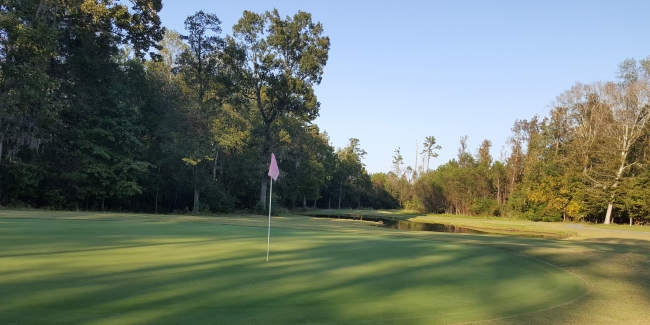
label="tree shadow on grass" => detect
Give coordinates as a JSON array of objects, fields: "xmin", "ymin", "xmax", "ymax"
[
  {"xmin": 440, "ymin": 234, "xmax": 650, "ymax": 325},
  {"xmin": 0, "ymin": 219, "xmax": 593, "ymax": 325}
]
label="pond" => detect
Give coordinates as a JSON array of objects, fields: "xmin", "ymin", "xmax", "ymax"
[{"xmin": 312, "ymin": 215, "xmax": 488, "ymax": 234}]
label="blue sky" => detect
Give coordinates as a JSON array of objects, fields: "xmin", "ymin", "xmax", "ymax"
[{"xmin": 159, "ymin": 0, "xmax": 650, "ymax": 173}]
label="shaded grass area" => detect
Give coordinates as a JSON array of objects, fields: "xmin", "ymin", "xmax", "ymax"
[
  {"xmin": 471, "ymin": 237, "xmax": 650, "ymax": 325},
  {"xmin": 0, "ymin": 213, "xmax": 588, "ymax": 325}
]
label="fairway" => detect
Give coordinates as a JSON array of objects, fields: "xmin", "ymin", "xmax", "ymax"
[{"xmin": 0, "ymin": 218, "xmax": 588, "ymax": 325}]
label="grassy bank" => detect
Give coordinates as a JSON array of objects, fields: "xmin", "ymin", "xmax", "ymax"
[{"xmin": 303, "ymin": 209, "xmax": 650, "ymax": 239}]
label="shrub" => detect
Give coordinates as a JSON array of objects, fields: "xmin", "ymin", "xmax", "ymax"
[
  {"xmin": 470, "ymin": 198, "xmax": 499, "ymax": 216},
  {"xmin": 253, "ymin": 200, "xmax": 282, "ymax": 216},
  {"xmin": 403, "ymin": 197, "xmax": 424, "ymax": 212}
]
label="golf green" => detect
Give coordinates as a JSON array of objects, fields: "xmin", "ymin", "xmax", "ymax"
[{"xmin": 0, "ymin": 218, "xmax": 588, "ymax": 324}]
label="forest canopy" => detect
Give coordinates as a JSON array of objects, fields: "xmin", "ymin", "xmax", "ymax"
[
  {"xmin": 1, "ymin": 2, "xmax": 649, "ymax": 225},
  {"xmin": 0, "ymin": 2, "xmax": 378, "ymax": 213}
]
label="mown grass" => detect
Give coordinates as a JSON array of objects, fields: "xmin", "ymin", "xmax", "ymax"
[
  {"xmin": 306, "ymin": 209, "xmax": 650, "ymax": 238},
  {"xmin": 585, "ymin": 223, "xmax": 650, "ymax": 232},
  {"xmin": 1, "ymin": 209, "xmax": 649, "ymax": 324},
  {"xmin": 304, "ymin": 208, "xmax": 417, "ymax": 219},
  {"xmin": 303, "ymin": 209, "xmax": 575, "ymax": 238},
  {"xmin": 301, "ymin": 209, "xmax": 650, "ymax": 324},
  {"xmin": 411, "ymin": 215, "xmax": 578, "ymax": 239}
]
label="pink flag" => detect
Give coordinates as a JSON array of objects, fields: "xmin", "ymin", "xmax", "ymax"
[{"xmin": 268, "ymin": 153, "xmax": 279, "ymax": 181}]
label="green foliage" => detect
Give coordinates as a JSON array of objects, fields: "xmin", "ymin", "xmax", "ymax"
[
  {"xmin": 403, "ymin": 197, "xmax": 424, "ymax": 211},
  {"xmin": 16, "ymin": 5, "xmax": 650, "ymax": 226},
  {"xmin": 401, "ymin": 63, "xmax": 650, "ymax": 223},
  {"xmin": 367, "ymin": 173, "xmax": 399, "ymax": 209},
  {"xmin": 0, "ymin": 6, "xmax": 355, "ymax": 214},
  {"xmin": 253, "ymin": 196, "xmax": 281, "ymax": 216},
  {"xmin": 470, "ymin": 197, "xmax": 499, "ymax": 216},
  {"xmin": 0, "ymin": 1, "xmax": 58, "ymax": 162},
  {"xmin": 410, "ymin": 153, "xmax": 500, "ymax": 216},
  {"xmin": 0, "ymin": 160, "xmax": 41, "ymax": 205},
  {"xmin": 412, "ymin": 171, "xmax": 445, "ymax": 213},
  {"xmin": 253, "ymin": 201, "xmax": 266, "ymax": 215},
  {"xmin": 324, "ymin": 138, "xmax": 372, "ymax": 209},
  {"xmin": 421, "ymin": 136, "xmax": 441, "ymax": 172}
]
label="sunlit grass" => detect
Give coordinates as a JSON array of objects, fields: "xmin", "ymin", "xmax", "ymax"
[
  {"xmin": 304, "ymin": 209, "xmax": 576, "ymax": 238},
  {"xmin": 3, "ymin": 209, "xmax": 649, "ymax": 324},
  {"xmin": 0, "ymin": 215, "xmax": 588, "ymax": 325},
  {"xmin": 585, "ymin": 223, "xmax": 650, "ymax": 232}
]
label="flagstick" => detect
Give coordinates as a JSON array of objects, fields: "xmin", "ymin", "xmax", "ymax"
[{"xmin": 266, "ymin": 177, "xmax": 272, "ymax": 262}]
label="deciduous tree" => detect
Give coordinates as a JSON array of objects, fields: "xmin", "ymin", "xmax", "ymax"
[{"xmin": 226, "ymin": 9, "xmax": 330, "ymax": 210}]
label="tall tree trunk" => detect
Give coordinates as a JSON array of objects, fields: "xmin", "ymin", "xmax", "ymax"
[
  {"xmin": 303, "ymin": 195, "xmax": 306, "ymax": 208},
  {"xmin": 604, "ymin": 201, "xmax": 614, "ymax": 224},
  {"xmin": 163, "ymin": 191, "xmax": 167, "ymax": 213},
  {"xmin": 260, "ymin": 176, "xmax": 268, "ymax": 210},
  {"xmin": 414, "ymin": 142, "xmax": 418, "ymax": 180},
  {"xmin": 259, "ymin": 122, "xmax": 271, "ymax": 210},
  {"xmin": 154, "ymin": 187, "xmax": 159, "ymax": 214},
  {"xmin": 0, "ymin": 140, "xmax": 3, "ymax": 202},
  {"xmin": 154, "ymin": 165, "xmax": 161, "ymax": 214},
  {"xmin": 338, "ymin": 185, "xmax": 342, "ymax": 209},
  {"xmin": 213, "ymin": 150, "xmax": 219, "ymax": 179},
  {"xmin": 313, "ymin": 198, "xmax": 317, "ymax": 209},
  {"xmin": 604, "ymin": 163, "xmax": 626, "ymax": 224},
  {"xmin": 496, "ymin": 177, "xmax": 501, "ymax": 205},
  {"xmin": 173, "ymin": 184, "xmax": 179, "ymax": 212},
  {"xmin": 192, "ymin": 165, "xmax": 199, "ymax": 214},
  {"xmin": 193, "ymin": 188, "xmax": 200, "ymax": 214}
]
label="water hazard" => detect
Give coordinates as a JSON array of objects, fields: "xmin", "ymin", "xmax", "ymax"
[{"xmin": 312, "ymin": 215, "xmax": 488, "ymax": 234}]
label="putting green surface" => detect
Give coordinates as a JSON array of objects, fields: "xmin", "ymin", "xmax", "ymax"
[{"xmin": 0, "ymin": 218, "xmax": 588, "ymax": 325}]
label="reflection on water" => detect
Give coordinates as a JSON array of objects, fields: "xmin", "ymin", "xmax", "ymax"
[{"xmin": 312, "ymin": 215, "xmax": 488, "ymax": 234}]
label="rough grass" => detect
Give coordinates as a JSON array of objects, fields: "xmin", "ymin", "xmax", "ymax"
[
  {"xmin": 1, "ymin": 209, "xmax": 649, "ymax": 324},
  {"xmin": 304, "ymin": 208, "xmax": 416, "ymax": 219},
  {"xmin": 586, "ymin": 223, "xmax": 650, "ymax": 232},
  {"xmin": 411, "ymin": 215, "xmax": 578, "ymax": 239},
  {"xmin": 306, "ymin": 209, "xmax": 650, "ymax": 238}
]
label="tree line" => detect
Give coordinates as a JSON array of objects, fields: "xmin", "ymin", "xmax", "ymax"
[
  {"xmin": 386, "ymin": 58, "xmax": 650, "ymax": 224},
  {"xmin": 1, "ymin": 2, "xmax": 395, "ymax": 213},
  {"xmin": 5, "ymin": 2, "xmax": 647, "ymax": 224}
]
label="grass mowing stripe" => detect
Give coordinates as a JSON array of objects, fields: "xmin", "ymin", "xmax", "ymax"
[{"xmin": 0, "ymin": 218, "xmax": 588, "ymax": 325}]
